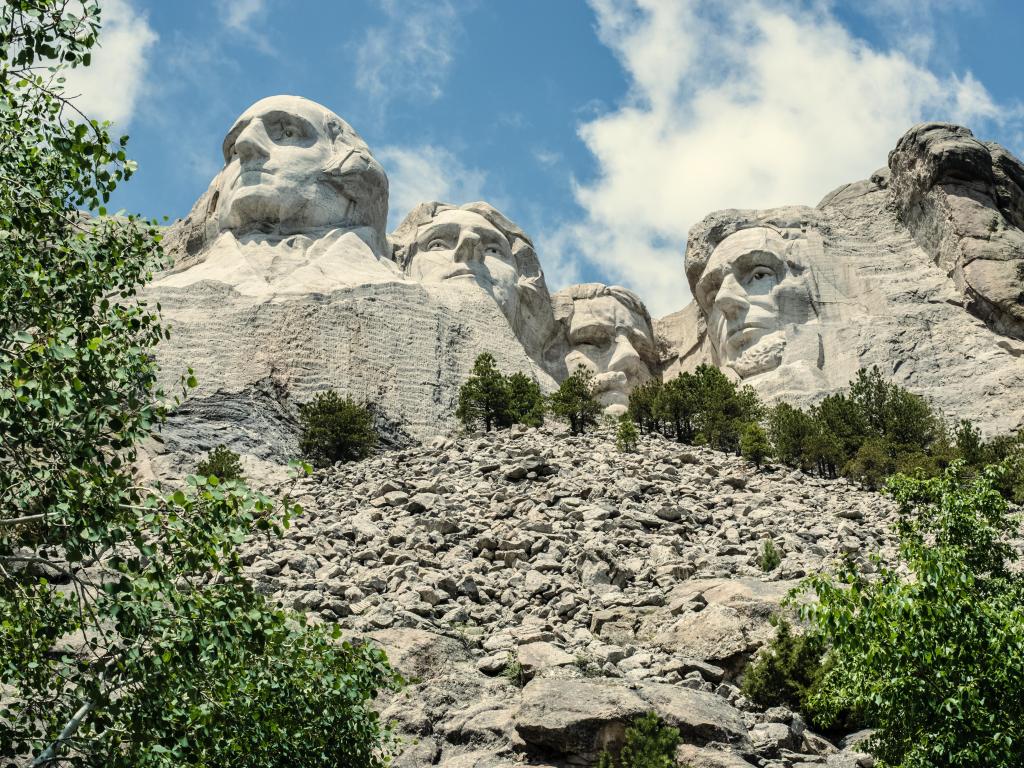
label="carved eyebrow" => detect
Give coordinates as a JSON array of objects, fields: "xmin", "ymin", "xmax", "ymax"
[
  {"xmin": 416, "ymin": 222, "xmax": 460, "ymax": 243},
  {"xmin": 222, "ymin": 118, "xmax": 250, "ymax": 161},
  {"xmin": 733, "ymin": 249, "xmax": 785, "ymax": 274},
  {"xmin": 261, "ymin": 110, "xmax": 317, "ymax": 137}
]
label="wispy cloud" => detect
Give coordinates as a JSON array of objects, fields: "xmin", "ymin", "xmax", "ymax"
[
  {"xmin": 61, "ymin": 0, "xmax": 157, "ymax": 126},
  {"xmin": 219, "ymin": 0, "xmax": 267, "ymax": 32},
  {"xmin": 216, "ymin": 0, "xmax": 275, "ymax": 55},
  {"xmin": 544, "ymin": 0, "xmax": 1015, "ymax": 317},
  {"xmin": 376, "ymin": 144, "xmax": 487, "ymax": 230},
  {"xmin": 356, "ymin": 0, "xmax": 461, "ymax": 107}
]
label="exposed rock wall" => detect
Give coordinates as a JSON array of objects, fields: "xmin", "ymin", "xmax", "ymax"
[{"xmin": 149, "ymin": 278, "xmax": 557, "ymax": 473}]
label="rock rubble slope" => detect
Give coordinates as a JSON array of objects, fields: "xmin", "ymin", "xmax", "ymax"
[{"xmin": 243, "ymin": 425, "xmax": 903, "ymax": 767}]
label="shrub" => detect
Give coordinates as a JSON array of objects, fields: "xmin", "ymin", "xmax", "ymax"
[
  {"xmin": 628, "ymin": 378, "xmax": 663, "ymax": 434},
  {"xmin": 457, "ymin": 353, "xmax": 512, "ymax": 432},
  {"xmin": 759, "ymin": 539, "xmax": 782, "ymax": 572},
  {"xmin": 506, "ymin": 371, "xmax": 545, "ymax": 427},
  {"xmin": 842, "ymin": 437, "xmax": 895, "ymax": 490},
  {"xmin": 741, "ymin": 619, "xmax": 837, "ymax": 730},
  {"xmin": 298, "ymin": 391, "xmax": 378, "ymax": 467},
  {"xmin": 195, "ymin": 444, "xmax": 244, "ymax": 482},
  {"xmin": 549, "ymin": 364, "xmax": 602, "ymax": 435},
  {"xmin": 797, "ymin": 464, "xmax": 1024, "ymax": 765},
  {"xmin": 597, "ymin": 711, "xmax": 680, "ymax": 768},
  {"xmin": 503, "ymin": 651, "xmax": 526, "ymax": 688},
  {"xmin": 0, "ymin": 5, "xmax": 400, "ymax": 764},
  {"xmin": 740, "ymin": 422, "xmax": 772, "ymax": 468},
  {"xmin": 654, "ymin": 373, "xmax": 698, "ymax": 442},
  {"xmin": 616, "ymin": 415, "xmax": 640, "ymax": 453}
]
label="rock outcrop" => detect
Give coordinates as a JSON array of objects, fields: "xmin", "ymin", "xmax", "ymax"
[
  {"xmin": 659, "ymin": 123, "xmax": 1024, "ymax": 436},
  {"xmin": 240, "ymin": 424, "xmax": 907, "ymax": 766}
]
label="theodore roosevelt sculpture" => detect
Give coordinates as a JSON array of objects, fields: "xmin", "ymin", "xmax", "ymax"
[
  {"xmin": 552, "ymin": 283, "xmax": 660, "ymax": 415},
  {"xmin": 158, "ymin": 95, "xmax": 401, "ymax": 295}
]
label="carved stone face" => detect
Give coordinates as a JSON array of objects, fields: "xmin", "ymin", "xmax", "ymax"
[
  {"xmin": 409, "ymin": 209, "xmax": 520, "ymax": 319},
  {"xmin": 694, "ymin": 227, "xmax": 813, "ymax": 378},
  {"xmin": 216, "ymin": 95, "xmax": 386, "ymax": 238},
  {"xmin": 563, "ymin": 292, "xmax": 657, "ymax": 414}
]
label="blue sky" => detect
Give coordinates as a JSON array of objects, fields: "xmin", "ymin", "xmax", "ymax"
[{"xmin": 70, "ymin": 0, "xmax": 1024, "ymax": 316}]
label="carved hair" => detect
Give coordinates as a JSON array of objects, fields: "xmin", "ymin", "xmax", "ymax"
[{"xmin": 683, "ymin": 208, "xmax": 825, "ymax": 294}]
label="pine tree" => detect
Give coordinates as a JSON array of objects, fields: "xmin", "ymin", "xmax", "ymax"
[
  {"xmin": 456, "ymin": 352, "xmax": 512, "ymax": 432},
  {"xmin": 507, "ymin": 371, "xmax": 545, "ymax": 427},
  {"xmin": 549, "ymin": 364, "xmax": 602, "ymax": 435}
]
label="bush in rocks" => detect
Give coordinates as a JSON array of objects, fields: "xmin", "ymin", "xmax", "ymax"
[
  {"xmin": 741, "ymin": 619, "xmax": 831, "ymax": 725},
  {"xmin": 298, "ymin": 391, "xmax": 379, "ymax": 467},
  {"xmin": 616, "ymin": 415, "xmax": 640, "ymax": 453},
  {"xmin": 596, "ymin": 711, "xmax": 681, "ymax": 768},
  {"xmin": 797, "ymin": 464, "xmax": 1024, "ymax": 765},
  {"xmin": 549, "ymin": 364, "xmax": 602, "ymax": 435},
  {"xmin": 196, "ymin": 444, "xmax": 244, "ymax": 482}
]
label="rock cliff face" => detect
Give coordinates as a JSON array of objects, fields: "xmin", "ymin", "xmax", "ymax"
[
  {"xmin": 247, "ymin": 425, "xmax": 896, "ymax": 767},
  {"xmin": 659, "ymin": 123, "xmax": 1024, "ymax": 436}
]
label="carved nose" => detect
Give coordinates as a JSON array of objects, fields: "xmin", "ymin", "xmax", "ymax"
[
  {"xmin": 234, "ymin": 119, "xmax": 272, "ymax": 163},
  {"xmin": 608, "ymin": 333, "xmax": 642, "ymax": 374},
  {"xmin": 715, "ymin": 273, "xmax": 749, "ymax": 318},
  {"xmin": 453, "ymin": 232, "xmax": 482, "ymax": 263}
]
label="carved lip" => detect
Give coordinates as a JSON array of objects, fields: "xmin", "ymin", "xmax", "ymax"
[
  {"xmin": 443, "ymin": 266, "xmax": 478, "ymax": 280},
  {"xmin": 233, "ymin": 167, "xmax": 274, "ymax": 188}
]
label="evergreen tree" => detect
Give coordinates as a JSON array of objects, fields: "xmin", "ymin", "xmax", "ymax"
[
  {"xmin": 456, "ymin": 352, "xmax": 511, "ymax": 432},
  {"xmin": 298, "ymin": 391, "xmax": 379, "ymax": 467},
  {"xmin": 654, "ymin": 372, "xmax": 698, "ymax": 442},
  {"xmin": 627, "ymin": 378, "xmax": 662, "ymax": 434},
  {"xmin": 196, "ymin": 444, "xmax": 244, "ymax": 482},
  {"xmin": 616, "ymin": 414, "xmax": 640, "ymax": 452},
  {"xmin": 549, "ymin": 364, "xmax": 602, "ymax": 435},
  {"xmin": 740, "ymin": 422, "xmax": 772, "ymax": 468},
  {"xmin": 506, "ymin": 371, "xmax": 545, "ymax": 427}
]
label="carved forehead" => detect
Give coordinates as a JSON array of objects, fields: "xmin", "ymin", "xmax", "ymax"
[
  {"xmin": 228, "ymin": 95, "xmax": 367, "ymax": 148},
  {"xmin": 570, "ymin": 295, "xmax": 649, "ymax": 333},
  {"xmin": 684, "ymin": 207, "xmax": 820, "ymax": 292},
  {"xmin": 705, "ymin": 227, "xmax": 788, "ymax": 272},
  {"xmin": 418, "ymin": 209, "xmax": 506, "ymax": 237}
]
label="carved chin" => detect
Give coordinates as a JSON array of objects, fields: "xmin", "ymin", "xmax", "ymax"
[{"xmin": 728, "ymin": 331, "xmax": 787, "ymax": 379}]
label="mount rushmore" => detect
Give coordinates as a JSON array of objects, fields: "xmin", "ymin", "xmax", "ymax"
[{"xmin": 150, "ymin": 95, "xmax": 1024, "ymax": 467}]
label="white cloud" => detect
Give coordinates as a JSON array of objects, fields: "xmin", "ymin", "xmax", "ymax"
[
  {"xmin": 356, "ymin": 0, "xmax": 460, "ymax": 106},
  {"xmin": 547, "ymin": 0, "xmax": 1012, "ymax": 316},
  {"xmin": 219, "ymin": 0, "xmax": 267, "ymax": 32},
  {"xmin": 61, "ymin": 0, "xmax": 157, "ymax": 126},
  {"xmin": 376, "ymin": 145, "xmax": 487, "ymax": 230}
]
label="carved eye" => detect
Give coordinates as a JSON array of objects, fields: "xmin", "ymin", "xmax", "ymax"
[
  {"xmin": 427, "ymin": 239, "xmax": 451, "ymax": 251},
  {"xmin": 483, "ymin": 244, "xmax": 505, "ymax": 258},
  {"xmin": 746, "ymin": 266, "xmax": 775, "ymax": 285}
]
